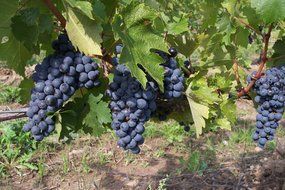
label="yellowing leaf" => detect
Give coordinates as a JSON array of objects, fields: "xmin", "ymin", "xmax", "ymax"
[
  {"xmin": 186, "ymin": 85, "xmax": 209, "ymax": 138},
  {"xmin": 65, "ymin": 6, "xmax": 102, "ymax": 56},
  {"xmin": 216, "ymin": 118, "xmax": 231, "ymax": 130}
]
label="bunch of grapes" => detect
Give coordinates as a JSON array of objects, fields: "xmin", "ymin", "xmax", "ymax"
[
  {"xmin": 23, "ymin": 34, "xmax": 100, "ymax": 141},
  {"xmin": 158, "ymin": 48, "xmax": 185, "ymax": 99},
  {"xmin": 249, "ymin": 67, "xmax": 285, "ymax": 148},
  {"xmin": 107, "ymin": 64, "xmax": 157, "ymax": 154}
]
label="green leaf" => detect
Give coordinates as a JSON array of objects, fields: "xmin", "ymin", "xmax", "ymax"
[
  {"xmin": 167, "ymin": 17, "xmax": 189, "ymax": 35},
  {"xmin": 65, "ymin": 6, "xmax": 103, "ymax": 56},
  {"xmin": 0, "ymin": 0, "xmax": 18, "ymax": 30},
  {"xmin": 166, "ymin": 34, "xmax": 198, "ymax": 57},
  {"xmin": 64, "ymin": 0, "xmax": 94, "ymax": 20},
  {"xmin": 186, "ymin": 94, "xmax": 209, "ymax": 138},
  {"xmin": 19, "ymin": 78, "xmax": 34, "ymax": 104},
  {"xmin": 18, "ymin": 8, "xmax": 40, "ymax": 26},
  {"xmin": 11, "ymin": 15, "xmax": 39, "ymax": 46},
  {"xmin": 269, "ymin": 37, "xmax": 285, "ymax": 66},
  {"xmin": 59, "ymin": 96, "xmax": 87, "ymax": 140},
  {"xmin": 0, "ymin": 32, "xmax": 33, "ymax": 76},
  {"xmin": 83, "ymin": 94, "xmax": 111, "ymax": 136},
  {"xmin": 0, "ymin": 0, "xmax": 18, "ymax": 41},
  {"xmin": 220, "ymin": 99, "xmax": 237, "ymax": 124},
  {"xmin": 100, "ymin": 0, "xmax": 118, "ymax": 19},
  {"xmin": 216, "ymin": 117, "xmax": 231, "ymax": 130},
  {"xmin": 112, "ymin": 13, "xmax": 167, "ymax": 89},
  {"xmin": 189, "ymin": 76, "xmax": 220, "ymax": 104},
  {"xmin": 251, "ymin": 0, "xmax": 285, "ymax": 23},
  {"xmin": 38, "ymin": 14, "xmax": 53, "ymax": 33},
  {"xmin": 92, "ymin": 0, "xmax": 107, "ymax": 22},
  {"xmin": 122, "ymin": 2, "xmax": 157, "ymax": 28},
  {"xmin": 233, "ymin": 27, "xmax": 250, "ymax": 48}
]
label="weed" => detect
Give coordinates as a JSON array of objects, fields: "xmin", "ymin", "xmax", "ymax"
[
  {"xmin": 96, "ymin": 151, "xmax": 112, "ymax": 165},
  {"xmin": 145, "ymin": 120, "xmax": 190, "ymax": 143},
  {"xmin": 266, "ymin": 141, "xmax": 276, "ymax": 152},
  {"xmin": 157, "ymin": 175, "xmax": 169, "ymax": 190},
  {"xmin": 154, "ymin": 149, "xmax": 166, "ymax": 158},
  {"xmin": 0, "ymin": 119, "xmax": 37, "ymax": 177},
  {"xmin": 0, "ymin": 83, "xmax": 21, "ymax": 104},
  {"xmin": 124, "ymin": 152, "xmax": 136, "ymax": 165},
  {"xmin": 37, "ymin": 155, "xmax": 45, "ymax": 181},
  {"xmin": 180, "ymin": 151, "xmax": 208, "ymax": 175},
  {"xmin": 81, "ymin": 153, "xmax": 91, "ymax": 173},
  {"xmin": 228, "ymin": 127, "xmax": 253, "ymax": 146},
  {"xmin": 62, "ymin": 154, "xmax": 69, "ymax": 174}
]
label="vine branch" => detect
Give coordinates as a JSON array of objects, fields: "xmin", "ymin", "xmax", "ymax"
[
  {"xmin": 0, "ymin": 113, "xmax": 27, "ymax": 122},
  {"xmin": 0, "ymin": 108, "xmax": 28, "ymax": 122},
  {"xmin": 237, "ymin": 24, "xmax": 273, "ymax": 97},
  {"xmin": 42, "ymin": 0, "xmax": 66, "ymax": 28},
  {"xmin": 234, "ymin": 17, "xmax": 262, "ymax": 36}
]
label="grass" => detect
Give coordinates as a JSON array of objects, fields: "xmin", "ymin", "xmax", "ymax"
[
  {"xmin": 0, "ymin": 83, "xmax": 21, "ymax": 104},
  {"xmin": 61, "ymin": 153, "xmax": 70, "ymax": 174},
  {"xmin": 145, "ymin": 120, "xmax": 192, "ymax": 143},
  {"xmin": 228, "ymin": 126, "xmax": 254, "ymax": 146},
  {"xmin": 179, "ymin": 150, "xmax": 208, "ymax": 175},
  {"xmin": 81, "ymin": 153, "xmax": 91, "ymax": 173},
  {"xmin": 0, "ymin": 119, "xmax": 38, "ymax": 178}
]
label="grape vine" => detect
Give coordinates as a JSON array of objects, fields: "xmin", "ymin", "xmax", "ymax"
[{"xmin": 1, "ymin": 0, "xmax": 285, "ymax": 154}]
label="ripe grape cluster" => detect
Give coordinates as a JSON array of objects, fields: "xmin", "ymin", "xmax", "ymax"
[
  {"xmin": 107, "ymin": 64, "xmax": 157, "ymax": 154},
  {"xmin": 249, "ymin": 67, "xmax": 285, "ymax": 148},
  {"xmin": 23, "ymin": 34, "xmax": 100, "ymax": 141},
  {"xmin": 159, "ymin": 48, "xmax": 184, "ymax": 99}
]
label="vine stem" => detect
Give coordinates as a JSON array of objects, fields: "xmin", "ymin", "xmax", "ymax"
[
  {"xmin": 237, "ymin": 24, "xmax": 273, "ymax": 97},
  {"xmin": 234, "ymin": 17, "xmax": 262, "ymax": 36},
  {"xmin": 42, "ymin": 0, "xmax": 66, "ymax": 28},
  {"xmin": 0, "ymin": 113, "xmax": 27, "ymax": 122}
]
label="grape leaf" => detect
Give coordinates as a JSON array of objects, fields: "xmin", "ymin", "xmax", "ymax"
[
  {"xmin": 99, "ymin": 0, "xmax": 118, "ymax": 19},
  {"xmin": 64, "ymin": 0, "xmax": 94, "ymax": 20},
  {"xmin": 18, "ymin": 8, "xmax": 40, "ymax": 26},
  {"xmin": 167, "ymin": 17, "xmax": 189, "ymax": 35},
  {"xmin": 19, "ymin": 77, "xmax": 34, "ymax": 104},
  {"xmin": 92, "ymin": 0, "xmax": 107, "ymax": 22},
  {"xmin": 112, "ymin": 9, "xmax": 167, "ymax": 89},
  {"xmin": 166, "ymin": 34, "xmax": 198, "ymax": 57},
  {"xmin": 216, "ymin": 117, "xmax": 231, "ymax": 130},
  {"xmin": 233, "ymin": 27, "xmax": 250, "ymax": 48},
  {"xmin": 83, "ymin": 94, "xmax": 111, "ymax": 136},
  {"xmin": 11, "ymin": 15, "xmax": 39, "ymax": 47},
  {"xmin": 268, "ymin": 37, "xmax": 285, "ymax": 66},
  {"xmin": 251, "ymin": 0, "xmax": 285, "ymax": 23},
  {"xmin": 190, "ymin": 76, "xmax": 220, "ymax": 104},
  {"xmin": 65, "ymin": 6, "xmax": 103, "ymax": 56},
  {"xmin": 0, "ymin": 32, "xmax": 32, "ymax": 76},
  {"xmin": 122, "ymin": 3, "xmax": 157, "ymax": 28},
  {"xmin": 220, "ymin": 99, "xmax": 237, "ymax": 124},
  {"xmin": 38, "ymin": 14, "xmax": 53, "ymax": 33},
  {"xmin": 0, "ymin": 0, "xmax": 18, "ymax": 29},
  {"xmin": 186, "ymin": 95, "xmax": 209, "ymax": 138}
]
